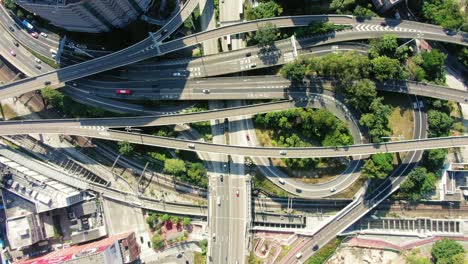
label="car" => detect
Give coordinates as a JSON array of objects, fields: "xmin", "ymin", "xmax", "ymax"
[
  {"xmin": 279, "ymin": 150, "xmax": 287, "ymax": 155},
  {"xmin": 34, "ymin": 58, "xmax": 41, "ymax": 64},
  {"xmin": 35, "ymin": 64, "xmax": 41, "ymax": 70},
  {"xmin": 9, "ymin": 49, "xmax": 16, "ymax": 57},
  {"xmin": 380, "ymin": 21, "xmax": 387, "ymax": 27},
  {"xmin": 296, "ymin": 252, "xmax": 302, "ymax": 259},
  {"xmin": 246, "ymin": 134, "xmax": 250, "ymax": 141},
  {"xmin": 250, "ymin": 63, "xmax": 257, "ymax": 68},
  {"xmin": 72, "ymin": 82, "xmax": 77, "ymax": 87},
  {"xmin": 220, "ymin": 174, "xmax": 223, "ymax": 182},
  {"xmin": 40, "ymin": 32, "xmax": 48, "ymax": 38},
  {"xmin": 278, "ymin": 178, "xmax": 285, "ymax": 184},
  {"xmin": 173, "ymin": 72, "xmax": 182, "ymax": 77},
  {"xmin": 44, "ymin": 81, "xmax": 51, "ymax": 85},
  {"xmin": 30, "ymin": 32, "xmax": 39, "ymax": 38},
  {"xmin": 212, "ymin": 233, "xmax": 216, "ymax": 240},
  {"xmin": 188, "ymin": 143, "xmax": 195, "ymax": 148},
  {"xmin": 246, "ymin": 52, "xmax": 251, "ymax": 57},
  {"xmin": 330, "ymin": 187, "xmax": 336, "ymax": 192},
  {"xmin": 176, "ymin": 252, "xmax": 184, "ymax": 258},
  {"xmin": 296, "ymin": 188, "xmax": 302, "ymax": 193},
  {"xmin": 115, "ymin": 89, "xmax": 132, "ymax": 95},
  {"xmin": 13, "ymin": 40, "xmax": 19, "ymax": 47},
  {"xmin": 313, "ymin": 244, "xmax": 319, "ymax": 251},
  {"xmin": 8, "ymin": 26, "xmax": 14, "ymax": 32},
  {"xmin": 236, "ymin": 190, "xmax": 239, "ymax": 197},
  {"xmin": 217, "ymin": 196, "xmax": 221, "ymax": 206},
  {"xmin": 202, "ymin": 89, "xmax": 210, "ymax": 94}
]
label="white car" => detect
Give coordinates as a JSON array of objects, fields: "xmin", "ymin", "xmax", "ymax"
[
  {"xmin": 330, "ymin": 187, "xmax": 336, "ymax": 192},
  {"xmin": 202, "ymin": 89, "xmax": 210, "ymax": 94},
  {"xmin": 40, "ymin": 32, "xmax": 48, "ymax": 38},
  {"xmin": 187, "ymin": 143, "xmax": 195, "ymax": 148},
  {"xmin": 279, "ymin": 150, "xmax": 287, "ymax": 155},
  {"xmin": 34, "ymin": 58, "xmax": 41, "ymax": 64}
]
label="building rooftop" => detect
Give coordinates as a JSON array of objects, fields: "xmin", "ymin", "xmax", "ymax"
[{"xmin": 6, "ymin": 214, "xmax": 42, "ymax": 250}]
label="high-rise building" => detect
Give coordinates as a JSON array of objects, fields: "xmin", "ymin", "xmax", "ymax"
[{"xmin": 15, "ymin": 0, "xmax": 152, "ymax": 33}]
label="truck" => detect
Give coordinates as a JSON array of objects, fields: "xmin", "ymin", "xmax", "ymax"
[{"xmin": 21, "ymin": 20, "xmax": 34, "ymax": 30}]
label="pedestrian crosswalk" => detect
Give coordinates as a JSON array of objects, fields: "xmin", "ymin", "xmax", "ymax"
[{"xmin": 78, "ymin": 126, "xmax": 107, "ymax": 131}]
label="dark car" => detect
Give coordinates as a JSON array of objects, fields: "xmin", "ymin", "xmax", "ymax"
[
  {"xmin": 380, "ymin": 21, "xmax": 387, "ymax": 27},
  {"xmin": 246, "ymin": 52, "xmax": 251, "ymax": 57},
  {"xmin": 296, "ymin": 188, "xmax": 302, "ymax": 193},
  {"xmin": 8, "ymin": 26, "xmax": 14, "ymax": 32},
  {"xmin": 313, "ymin": 244, "xmax": 319, "ymax": 251},
  {"xmin": 44, "ymin": 81, "xmax": 51, "ymax": 86}
]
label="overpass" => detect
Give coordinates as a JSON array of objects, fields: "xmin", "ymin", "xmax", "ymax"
[{"xmin": 0, "ymin": 15, "xmax": 466, "ymax": 100}]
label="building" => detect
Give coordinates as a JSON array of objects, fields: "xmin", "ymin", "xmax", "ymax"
[
  {"xmin": 372, "ymin": 0, "xmax": 404, "ymax": 12},
  {"xmin": 15, "ymin": 0, "xmax": 152, "ymax": 33},
  {"xmin": 17, "ymin": 232, "xmax": 140, "ymax": 264}
]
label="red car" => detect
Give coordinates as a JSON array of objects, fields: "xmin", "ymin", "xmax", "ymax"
[
  {"xmin": 115, "ymin": 89, "xmax": 132, "ymax": 95},
  {"xmin": 30, "ymin": 32, "xmax": 39, "ymax": 38},
  {"xmin": 246, "ymin": 134, "xmax": 250, "ymax": 141},
  {"xmin": 9, "ymin": 49, "xmax": 16, "ymax": 57}
]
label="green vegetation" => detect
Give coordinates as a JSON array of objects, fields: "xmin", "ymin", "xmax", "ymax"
[
  {"xmin": 359, "ymin": 97, "xmax": 393, "ymax": 143},
  {"xmin": 151, "ymin": 234, "xmax": 164, "ymax": 250},
  {"xmin": 431, "ymin": 239, "xmax": 466, "ymax": 264},
  {"xmin": 343, "ymin": 79, "xmax": 377, "ymax": 113},
  {"xmin": 117, "ymin": 141, "xmax": 134, "ymax": 156},
  {"xmin": 163, "ymin": 159, "xmax": 208, "ymax": 187},
  {"xmin": 399, "ymin": 167, "xmax": 437, "ymax": 201},
  {"xmin": 280, "ymin": 60, "xmax": 307, "ymax": 83},
  {"xmin": 305, "ymin": 237, "xmax": 343, "ymax": 264},
  {"xmin": 253, "ymin": 172, "xmax": 289, "ymax": 197},
  {"xmin": 41, "ymin": 88, "xmax": 113, "ymax": 117},
  {"xmin": 422, "ymin": 0, "xmax": 466, "ymax": 31},
  {"xmin": 254, "ymin": 22, "xmax": 279, "ymax": 47},
  {"xmin": 245, "ymin": 1, "xmax": 283, "ymax": 20},
  {"xmin": 194, "ymin": 252, "xmax": 206, "ymax": 264},
  {"xmin": 200, "ymin": 239, "xmax": 208, "ymax": 255},
  {"xmin": 191, "ymin": 121, "xmax": 213, "ymax": 141},
  {"xmin": 405, "ymin": 249, "xmax": 431, "ymax": 264},
  {"xmin": 361, "ymin": 153, "xmax": 393, "ymax": 180},
  {"xmin": 427, "ymin": 99, "xmax": 454, "ymax": 137}
]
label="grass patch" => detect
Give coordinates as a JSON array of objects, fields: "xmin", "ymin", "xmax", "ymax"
[
  {"xmin": 194, "ymin": 252, "xmax": 206, "ymax": 264},
  {"xmin": 277, "ymin": 245, "xmax": 292, "ymax": 261},
  {"xmin": 253, "ymin": 171, "xmax": 289, "ymax": 197},
  {"xmin": 305, "ymin": 237, "xmax": 343, "ymax": 264},
  {"xmin": 248, "ymin": 252, "xmax": 262, "ymax": 264},
  {"xmin": 24, "ymin": 46, "xmax": 58, "ymax": 69}
]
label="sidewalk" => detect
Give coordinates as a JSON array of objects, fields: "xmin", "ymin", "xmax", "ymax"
[{"xmin": 346, "ymin": 235, "xmax": 468, "ymax": 251}]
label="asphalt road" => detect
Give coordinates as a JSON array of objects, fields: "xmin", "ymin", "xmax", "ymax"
[
  {"xmin": 1, "ymin": 15, "xmax": 465, "ymax": 100},
  {"xmin": 280, "ymin": 95, "xmax": 427, "ymax": 263}
]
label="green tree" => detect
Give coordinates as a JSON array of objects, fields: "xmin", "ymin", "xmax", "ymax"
[
  {"xmin": 369, "ymin": 35, "xmax": 399, "ymax": 59},
  {"xmin": 245, "ymin": 1, "xmax": 283, "ymax": 20},
  {"xmin": 421, "ymin": 149, "xmax": 447, "ymax": 173},
  {"xmin": 422, "ymin": 0, "xmax": 464, "ymax": 30},
  {"xmin": 431, "ymin": 239, "xmax": 465, "ymax": 264},
  {"xmin": 117, "ymin": 141, "xmax": 134, "ymax": 156},
  {"xmin": 200, "ymin": 239, "xmax": 208, "ymax": 255},
  {"xmin": 183, "ymin": 217, "xmax": 191, "ymax": 226},
  {"xmin": 164, "ymin": 159, "xmax": 186, "ymax": 176},
  {"xmin": 371, "ymin": 153, "xmax": 393, "ymax": 174},
  {"xmin": 280, "ymin": 61, "xmax": 307, "ymax": 82},
  {"xmin": 353, "ymin": 5, "xmax": 376, "ymax": 17},
  {"xmin": 359, "ymin": 97, "xmax": 393, "ymax": 143},
  {"xmin": 399, "ymin": 167, "xmax": 437, "ymax": 200},
  {"xmin": 3, "ymin": 0, "xmax": 17, "ymax": 10},
  {"xmin": 151, "ymin": 234, "xmax": 165, "ymax": 250},
  {"xmin": 16, "ymin": 9, "xmax": 24, "ymax": 19},
  {"xmin": 421, "ymin": 49, "xmax": 447, "ymax": 83},
  {"xmin": 344, "ymin": 79, "xmax": 377, "ymax": 112},
  {"xmin": 451, "ymin": 253, "xmax": 468, "ymax": 264},
  {"xmin": 371, "ymin": 56, "xmax": 403, "ymax": 81},
  {"xmin": 427, "ymin": 110, "xmax": 453, "ymax": 137},
  {"xmin": 362, "ymin": 159, "xmax": 387, "ymax": 180},
  {"xmin": 146, "ymin": 213, "xmax": 157, "ymax": 229},
  {"xmin": 187, "ymin": 162, "xmax": 208, "ymax": 187},
  {"xmin": 160, "ymin": 213, "xmax": 170, "ymax": 222},
  {"xmin": 254, "ymin": 22, "xmax": 279, "ymax": 46},
  {"xmin": 330, "ymin": 0, "xmax": 357, "ymax": 13}
]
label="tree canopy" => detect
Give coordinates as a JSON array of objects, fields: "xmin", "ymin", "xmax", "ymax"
[
  {"xmin": 118, "ymin": 141, "xmax": 134, "ymax": 156},
  {"xmin": 431, "ymin": 239, "xmax": 465, "ymax": 264},
  {"xmin": 420, "ymin": 49, "xmax": 447, "ymax": 83},
  {"xmin": 245, "ymin": 1, "xmax": 283, "ymax": 20},
  {"xmin": 164, "ymin": 159, "xmax": 186, "ymax": 176},
  {"xmin": 361, "ymin": 153, "xmax": 393, "ymax": 180},
  {"xmin": 422, "ymin": 0, "xmax": 465, "ymax": 30},
  {"xmin": 371, "ymin": 56, "xmax": 405, "ymax": 81},
  {"xmin": 427, "ymin": 110, "xmax": 453, "ymax": 137},
  {"xmin": 399, "ymin": 167, "xmax": 437, "ymax": 201},
  {"xmin": 254, "ymin": 22, "xmax": 279, "ymax": 47},
  {"xmin": 344, "ymin": 79, "xmax": 377, "ymax": 112},
  {"xmin": 280, "ymin": 61, "xmax": 307, "ymax": 82},
  {"xmin": 359, "ymin": 97, "xmax": 393, "ymax": 143}
]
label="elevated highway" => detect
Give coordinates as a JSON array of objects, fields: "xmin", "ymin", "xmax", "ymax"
[{"xmin": 0, "ymin": 15, "xmax": 466, "ymax": 100}]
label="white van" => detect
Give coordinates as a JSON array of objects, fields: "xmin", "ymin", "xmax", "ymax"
[
  {"xmin": 278, "ymin": 178, "xmax": 285, "ymax": 185},
  {"xmin": 50, "ymin": 48, "xmax": 57, "ymax": 55},
  {"xmin": 217, "ymin": 196, "xmax": 221, "ymax": 206},
  {"xmin": 296, "ymin": 252, "xmax": 302, "ymax": 259}
]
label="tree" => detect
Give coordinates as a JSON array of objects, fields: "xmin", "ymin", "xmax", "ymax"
[
  {"xmin": 344, "ymin": 79, "xmax": 377, "ymax": 112},
  {"xmin": 421, "ymin": 149, "xmax": 447, "ymax": 173},
  {"xmin": 330, "ymin": 0, "xmax": 357, "ymax": 14},
  {"xmin": 164, "ymin": 159, "xmax": 186, "ymax": 176},
  {"xmin": 151, "ymin": 234, "xmax": 165, "ymax": 250},
  {"xmin": 371, "ymin": 153, "xmax": 393, "ymax": 174},
  {"xmin": 422, "ymin": 0, "xmax": 464, "ymax": 30},
  {"xmin": 427, "ymin": 110, "xmax": 453, "ymax": 137},
  {"xmin": 451, "ymin": 253, "xmax": 468, "ymax": 264},
  {"xmin": 254, "ymin": 22, "xmax": 279, "ymax": 47},
  {"xmin": 421, "ymin": 49, "xmax": 447, "ymax": 83},
  {"xmin": 245, "ymin": 1, "xmax": 283, "ymax": 20},
  {"xmin": 160, "ymin": 213, "xmax": 170, "ymax": 222},
  {"xmin": 183, "ymin": 217, "xmax": 191, "ymax": 227},
  {"xmin": 280, "ymin": 61, "xmax": 307, "ymax": 83},
  {"xmin": 187, "ymin": 162, "xmax": 208, "ymax": 187},
  {"xmin": 3, "ymin": 0, "xmax": 17, "ymax": 10},
  {"xmin": 117, "ymin": 141, "xmax": 134, "ymax": 156},
  {"xmin": 200, "ymin": 239, "xmax": 208, "ymax": 255},
  {"xmin": 399, "ymin": 167, "xmax": 437, "ymax": 201},
  {"xmin": 369, "ymin": 35, "xmax": 399, "ymax": 59},
  {"xmin": 362, "ymin": 159, "xmax": 387, "ymax": 180},
  {"xmin": 353, "ymin": 5, "xmax": 376, "ymax": 17},
  {"xmin": 42, "ymin": 88, "xmax": 65, "ymax": 111},
  {"xmin": 16, "ymin": 9, "xmax": 24, "ymax": 19},
  {"xmin": 359, "ymin": 97, "xmax": 393, "ymax": 143},
  {"xmin": 146, "ymin": 213, "xmax": 157, "ymax": 229},
  {"xmin": 431, "ymin": 239, "xmax": 465, "ymax": 264},
  {"xmin": 371, "ymin": 56, "xmax": 403, "ymax": 81}
]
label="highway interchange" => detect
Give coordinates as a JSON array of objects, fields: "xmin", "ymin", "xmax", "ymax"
[{"xmin": 0, "ymin": 0, "xmax": 467, "ymax": 262}]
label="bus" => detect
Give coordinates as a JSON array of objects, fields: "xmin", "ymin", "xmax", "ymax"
[{"xmin": 21, "ymin": 20, "xmax": 34, "ymax": 30}]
